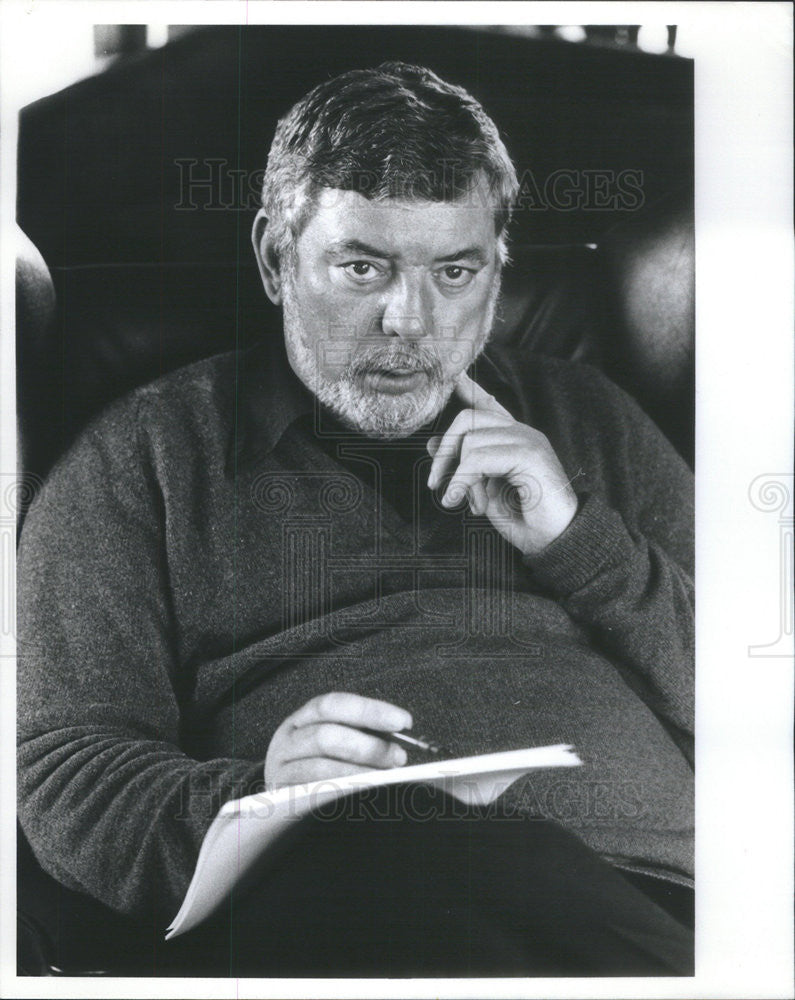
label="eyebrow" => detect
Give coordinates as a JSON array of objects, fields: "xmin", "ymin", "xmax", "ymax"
[
  {"xmin": 433, "ymin": 246, "xmax": 489, "ymax": 266},
  {"xmin": 325, "ymin": 240, "xmax": 391, "ymax": 260},
  {"xmin": 325, "ymin": 240, "xmax": 489, "ymax": 265}
]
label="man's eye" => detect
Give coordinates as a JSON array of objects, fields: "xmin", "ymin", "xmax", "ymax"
[
  {"xmin": 342, "ymin": 261, "xmax": 382, "ymax": 282},
  {"xmin": 437, "ymin": 265, "xmax": 475, "ymax": 287}
]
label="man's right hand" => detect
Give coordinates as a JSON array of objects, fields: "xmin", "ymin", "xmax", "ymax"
[{"xmin": 264, "ymin": 692, "xmax": 413, "ymax": 790}]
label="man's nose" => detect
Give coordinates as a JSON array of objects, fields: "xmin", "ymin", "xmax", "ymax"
[{"xmin": 380, "ymin": 273, "xmax": 431, "ymax": 340}]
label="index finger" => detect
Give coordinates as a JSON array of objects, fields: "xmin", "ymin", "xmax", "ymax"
[
  {"xmin": 290, "ymin": 691, "xmax": 413, "ymax": 733},
  {"xmin": 454, "ymin": 371, "xmax": 512, "ymax": 418}
]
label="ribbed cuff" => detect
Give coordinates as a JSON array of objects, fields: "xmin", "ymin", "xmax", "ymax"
[{"xmin": 522, "ymin": 492, "xmax": 637, "ymax": 597}]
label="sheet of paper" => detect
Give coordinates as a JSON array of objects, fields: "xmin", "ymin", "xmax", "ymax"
[{"xmin": 167, "ymin": 744, "xmax": 581, "ymax": 939}]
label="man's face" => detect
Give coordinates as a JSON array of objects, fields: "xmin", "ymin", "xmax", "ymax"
[{"xmin": 279, "ymin": 181, "xmax": 502, "ymax": 438}]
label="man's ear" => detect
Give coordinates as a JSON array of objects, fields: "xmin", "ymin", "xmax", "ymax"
[{"xmin": 252, "ymin": 209, "xmax": 283, "ymax": 305}]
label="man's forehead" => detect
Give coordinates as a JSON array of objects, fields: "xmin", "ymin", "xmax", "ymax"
[{"xmin": 304, "ymin": 185, "xmax": 499, "ymax": 257}]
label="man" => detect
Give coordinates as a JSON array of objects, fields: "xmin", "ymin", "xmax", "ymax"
[{"xmin": 18, "ymin": 63, "xmax": 694, "ymax": 976}]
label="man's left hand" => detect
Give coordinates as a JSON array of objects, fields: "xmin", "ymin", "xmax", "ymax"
[{"xmin": 427, "ymin": 372, "xmax": 578, "ymax": 557}]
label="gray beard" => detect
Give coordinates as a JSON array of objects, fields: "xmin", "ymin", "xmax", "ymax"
[
  {"xmin": 281, "ymin": 281, "xmax": 497, "ymax": 439},
  {"xmin": 289, "ymin": 337, "xmax": 454, "ymax": 438}
]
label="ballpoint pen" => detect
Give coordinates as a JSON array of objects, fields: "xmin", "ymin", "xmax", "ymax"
[{"xmin": 359, "ymin": 728, "xmax": 445, "ymax": 755}]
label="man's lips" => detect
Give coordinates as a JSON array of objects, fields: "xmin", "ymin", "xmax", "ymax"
[{"xmin": 360, "ymin": 368, "xmax": 428, "ymax": 395}]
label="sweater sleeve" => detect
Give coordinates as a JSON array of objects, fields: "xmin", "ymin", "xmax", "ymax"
[
  {"xmin": 524, "ymin": 369, "xmax": 694, "ymax": 763},
  {"xmin": 16, "ymin": 395, "xmax": 264, "ymax": 924}
]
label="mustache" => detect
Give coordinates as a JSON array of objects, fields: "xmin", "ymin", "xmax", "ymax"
[{"xmin": 347, "ymin": 343, "xmax": 443, "ymax": 378}]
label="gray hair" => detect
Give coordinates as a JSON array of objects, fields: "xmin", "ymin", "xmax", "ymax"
[{"xmin": 260, "ymin": 62, "xmax": 519, "ymax": 267}]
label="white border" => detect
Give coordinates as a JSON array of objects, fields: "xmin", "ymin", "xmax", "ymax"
[{"xmin": 1, "ymin": 2, "xmax": 792, "ymax": 998}]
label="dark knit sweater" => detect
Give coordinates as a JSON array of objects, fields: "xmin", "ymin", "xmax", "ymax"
[{"xmin": 17, "ymin": 343, "xmax": 694, "ymax": 924}]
